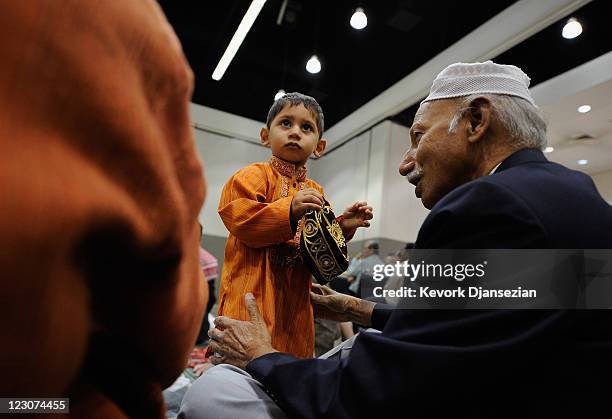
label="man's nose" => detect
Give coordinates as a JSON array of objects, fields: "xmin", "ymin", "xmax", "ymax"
[{"xmin": 399, "ymin": 148, "xmax": 416, "ymax": 176}]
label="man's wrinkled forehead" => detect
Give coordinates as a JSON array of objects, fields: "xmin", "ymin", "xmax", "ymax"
[
  {"xmin": 411, "ymin": 99, "xmax": 457, "ymax": 131},
  {"xmin": 412, "ymin": 103, "xmax": 430, "ymax": 127}
]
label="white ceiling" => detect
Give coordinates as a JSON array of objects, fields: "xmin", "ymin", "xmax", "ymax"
[{"xmin": 537, "ymin": 65, "xmax": 612, "ymax": 175}]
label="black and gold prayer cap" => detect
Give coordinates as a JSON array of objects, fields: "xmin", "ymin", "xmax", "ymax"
[{"xmin": 300, "ymin": 199, "xmax": 349, "ymax": 284}]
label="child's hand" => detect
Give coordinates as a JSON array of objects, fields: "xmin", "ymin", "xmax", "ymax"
[
  {"xmin": 291, "ymin": 188, "xmax": 324, "ymax": 221},
  {"xmin": 340, "ymin": 201, "xmax": 373, "ymax": 234}
]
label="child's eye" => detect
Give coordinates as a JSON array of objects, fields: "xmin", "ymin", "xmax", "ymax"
[
  {"xmin": 303, "ymin": 124, "xmax": 312, "ymax": 132},
  {"xmin": 280, "ymin": 120, "xmax": 291, "ymax": 127}
]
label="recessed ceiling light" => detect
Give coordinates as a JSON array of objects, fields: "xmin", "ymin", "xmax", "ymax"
[
  {"xmin": 577, "ymin": 159, "xmax": 588, "ymax": 165},
  {"xmin": 577, "ymin": 104, "xmax": 591, "ymax": 113},
  {"xmin": 350, "ymin": 7, "xmax": 368, "ymax": 30},
  {"xmin": 274, "ymin": 89, "xmax": 286, "ymax": 101},
  {"xmin": 562, "ymin": 17, "xmax": 582, "ymax": 39},
  {"xmin": 306, "ymin": 55, "xmax": 321, "ymax": 74},
  {"xmin": 544, "ymin": 146, "xmax": 554, "ymax": 153}
]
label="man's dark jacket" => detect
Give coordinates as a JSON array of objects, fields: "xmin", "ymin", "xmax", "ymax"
[{"xmin": 247, "ymin": 148, "xmax": 612, "ymax": 418}]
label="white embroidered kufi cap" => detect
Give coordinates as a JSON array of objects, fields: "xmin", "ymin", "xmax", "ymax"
[{"xmin": 422, "ymin": 61, "xmax": 535, "ymax": 105}]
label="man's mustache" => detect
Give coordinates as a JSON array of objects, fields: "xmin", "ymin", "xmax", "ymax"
[{"xmin": 405, "ymin": 166, "xmax": 423, "ymax": 184}]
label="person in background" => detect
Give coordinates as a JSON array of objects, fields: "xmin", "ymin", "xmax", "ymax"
[
  {"xmin": 196, "ymin": 247, "xmax": 219, "ymax": 345},
  {"xmin": 346, "ymin": 241, "xmax": 384, "ymax": 297},
  {"xmin": 381, "ymin": 243, "xmax": 414, "ymax": 305}
]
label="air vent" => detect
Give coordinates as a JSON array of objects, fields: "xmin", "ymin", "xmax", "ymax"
[
  {"xmin": 387, "ymin": 10, "xmax": 422, "ymax": 33},
  {"xmin": 573, "ymin": 134, "xmax": 595, "ymax": 141}
]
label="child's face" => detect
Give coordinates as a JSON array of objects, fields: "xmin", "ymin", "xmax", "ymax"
[{"xmin": 260, "ymin": 104, "xmax": 326, "ymax": 167}]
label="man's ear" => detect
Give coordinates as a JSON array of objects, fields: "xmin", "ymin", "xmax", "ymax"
[
  {"xmin": 466, "ymin": 97, "xmax": 492, "ymax": 144},
  {"xmin": 260, "ymin": 127, "xmax": 270, "ymax": 147},
  {"xmin": 313, "ymin": 138, "xmax": 327, "ymax": 158}
]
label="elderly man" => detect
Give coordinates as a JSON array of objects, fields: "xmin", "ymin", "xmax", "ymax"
[{"xmin": 181, "ymin": 62, "xmax": 612, "ymax": 418}]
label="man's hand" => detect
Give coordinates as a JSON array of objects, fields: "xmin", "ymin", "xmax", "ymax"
[
  {"xmin": 339, "ymin": 201, "xmax": 373, "ymax": 234},
  {"xmin": 291, "ymin": 188, "xmax": 324, "ymax": 221},
  {"xmin": 207, "ymin": 293, "xmax": 277, "ymax": 370},
  {"xmin": 310, "ymin": 283, "xmax": 375, "ymax": 327}
]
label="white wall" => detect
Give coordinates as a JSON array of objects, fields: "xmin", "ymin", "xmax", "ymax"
[
  {"xmin": 381, "ymin": 123, "xmax": 430, "ymax": 242},
  {"xmin": 194, "ymin": 129, "xmax": 270, "ymax": 237},
  {"xmin": 310, "ymin": 130, "xmax": 374, "ymax": 241},
  {"xmin": 310, "ymin": 120, "xmax": 429, "ymax": 245},
  {"xmin": 593, "ymin": 170, "xmax": 612, "ymax": 204},
  {"xmin": 366, "ymin": 123, "xmax": 390, "ymax": 240}
]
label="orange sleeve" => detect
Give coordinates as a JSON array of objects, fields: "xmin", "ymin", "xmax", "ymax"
[{"xmin": 218, "ymin": 165, "xmax": 294, "ymax": 248}]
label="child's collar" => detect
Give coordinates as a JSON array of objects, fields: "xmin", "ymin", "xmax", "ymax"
[{"xmin": 269, "ymin": 155, "xmax": 307, "ymax": 181}]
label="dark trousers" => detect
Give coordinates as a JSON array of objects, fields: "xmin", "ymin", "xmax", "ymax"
[{"xmin": 196, "ymin": 281, "xmax": 216, "ymax": 345}]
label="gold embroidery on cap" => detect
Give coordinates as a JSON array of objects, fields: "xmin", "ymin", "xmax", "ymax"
[{"xmin": 301, "ymin": 204, "xmax": 348, "ymax": 282}]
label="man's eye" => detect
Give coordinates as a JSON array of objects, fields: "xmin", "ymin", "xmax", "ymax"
[{"xmin": 414, "ymin": 132, "xmax": 423, "ymax": 143}]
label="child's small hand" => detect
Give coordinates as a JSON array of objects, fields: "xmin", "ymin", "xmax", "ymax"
[
  {"xmin": 291, "ymin": 188, "xmax": 324, "ymax": 221},
  {"xmin": 340, "ymin": 201, "xmax": 373, "ymax": 233}
]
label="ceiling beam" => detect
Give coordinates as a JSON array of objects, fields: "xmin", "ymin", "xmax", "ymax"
[
  {"xmin": 530, "ymin": 51, "xmax": 612, "ymax": 106},
  {"xmin": 190, "ymin": 103, "xmax": 264, "ymax": 145}
]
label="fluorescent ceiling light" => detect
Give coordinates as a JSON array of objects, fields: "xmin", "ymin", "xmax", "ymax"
[
  {"xmin": 577, "ymin": 104, "xmax": 591, "ymax": 113},
  {"xmin": 212, "ymin": 0, "xmax": 267, "ymax": 81},
  {"xmin": 577, "ymin": 159, "xmax": 588, "ymax": 165},
  {"xmin": 544, "ymin": 146, "xmax": 554, "ymax": 153}
]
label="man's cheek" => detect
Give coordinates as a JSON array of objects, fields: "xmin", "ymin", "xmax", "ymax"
[{"xmin": 415, "ymin": 145, "xmax": 430, "ymax": 170}]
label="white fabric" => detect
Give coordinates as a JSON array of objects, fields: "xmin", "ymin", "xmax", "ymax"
[
  {"xmin": 180, "ymin": 364, "xmax": 288, "ymax": 419},
  {"xmin": 422, "ymin": 61, "xmax": 534, "ymax": 105},
  {"xmin": 489, "ymin": 162, "xmax": 502, "ymax": 175}
]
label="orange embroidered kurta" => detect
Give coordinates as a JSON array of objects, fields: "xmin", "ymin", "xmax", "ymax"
[{"xmin": 217, "ymin": 156, "xmax": 322, "ymax": 358}]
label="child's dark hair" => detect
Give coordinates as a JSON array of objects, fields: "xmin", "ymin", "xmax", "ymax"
[{"xmin": 266, "ymin": 92, "xmax": 324, "ymax": 138}]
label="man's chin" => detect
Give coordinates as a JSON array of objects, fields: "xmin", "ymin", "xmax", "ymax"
[
  {"xmin": 418, "ymin": 191, "xmax": 435, "ymax": 210},
  {"xmin": 414, "ymin": 185, "xmax": 430, "ymax": 208}
]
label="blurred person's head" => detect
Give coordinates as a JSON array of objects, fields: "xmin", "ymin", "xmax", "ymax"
[
  {"xmin": 385, "ymin": 252, "xmax": 400, "ymax": 264},
  {"xmin": 0, "ymin": 1, "xmax": 206, "ymax": 416},
  {"xmin": 362, "ymin": 241, "xmax": 379, "ymax": 256}
]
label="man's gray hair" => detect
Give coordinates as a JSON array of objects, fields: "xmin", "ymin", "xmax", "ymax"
[{"xmin": 448, "ymin": 94, "xmax": 547, "ymax": 150}]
